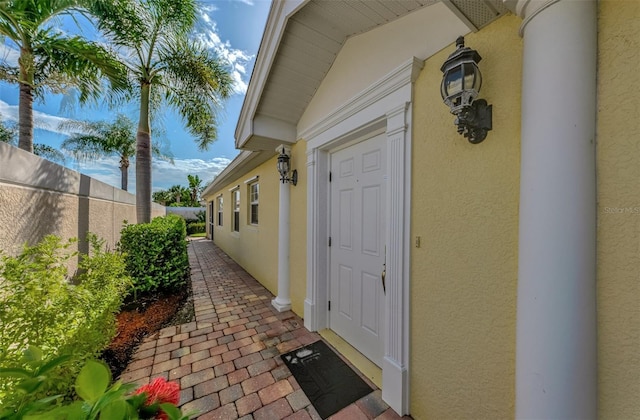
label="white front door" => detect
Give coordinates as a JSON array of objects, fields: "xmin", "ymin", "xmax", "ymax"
[{"xmin": 329, "ymin": 134, "xmax": 386, "ymax": 367}]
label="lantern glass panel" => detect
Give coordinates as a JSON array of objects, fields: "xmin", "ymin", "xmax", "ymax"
[
  {"xmin": 462, "ymin": 63, "xmax": 475, "ymax": 91},
  {"xmin": 444, "ymin": 66, "xmax": 462, "ymax": 97}
]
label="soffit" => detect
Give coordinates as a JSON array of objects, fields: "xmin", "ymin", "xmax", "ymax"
[{"xmin": 237, "ymin": 0, "xmax": 508, "ymax": 150}]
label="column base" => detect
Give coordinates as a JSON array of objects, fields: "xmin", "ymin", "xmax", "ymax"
[
  {"xmin": 272, "ymin": 297, "xmax": 292, "ymax": 312},
  {"xmin": 382, "ymin": 356, "xmax": 409, "ymax": 415}
]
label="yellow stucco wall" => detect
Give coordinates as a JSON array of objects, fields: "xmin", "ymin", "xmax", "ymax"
[
  {"xmin": 209, "ymin": 160, "xmax": 280, "ymax": 297},
  {"xmin": 410, "ymin": 15, "xmax": 521, "ymax": 419},
  {"xmin": 596, "ymin": 1, "xmax": 640, "ymax": 418},
  {"xmin": 206, "ymin": 144, "xmax": 307, "ymax": 317},
  {"xmin": 288, "ymin": 141, "xmax": 307, "ymax": 316}
]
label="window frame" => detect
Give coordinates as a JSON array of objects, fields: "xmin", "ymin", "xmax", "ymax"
[
  {"xmin": 248, "ymin": 182, "xmax": 259, "ymax": 225},
  {"xmin": 232, "ymin": 188, "xmax": 240, "ymax": 232},
  {"xmin": 217, "ymin": 195, "xmax": 223, "ymax": 227}
]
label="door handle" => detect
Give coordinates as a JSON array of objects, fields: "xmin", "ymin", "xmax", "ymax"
[{"xmin": 381, "ymin": 264, "xmax": 386, "ymax": 294}]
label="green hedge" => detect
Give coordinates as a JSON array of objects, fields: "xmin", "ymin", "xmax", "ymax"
[
  {"xmin": 118, "ymin": 214, "xmax": 189, "ymax": 295},
  {"xmin": 187, "ymin": 222, "xmax": 205, "ymax": 235},
  {"xmin": 0, "ymin": 234, "xmax": 130, "ymax": 405}
]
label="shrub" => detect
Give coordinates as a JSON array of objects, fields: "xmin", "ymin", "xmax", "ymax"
[
  {"xmin": 0, "ymin": 234, "xmax": 130, "ymax": 406},
  {"xmin": 118, "ymin": 214, "xmax": 189, "ymax": 295},
  {"xmin": 187, "ymin": 222, "xmax": 205, "ymax": 235}
]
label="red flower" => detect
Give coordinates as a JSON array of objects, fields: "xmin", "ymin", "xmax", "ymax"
[{"xmin": 135, "ymin": 377, "xmax": 180, "ymax": 419}]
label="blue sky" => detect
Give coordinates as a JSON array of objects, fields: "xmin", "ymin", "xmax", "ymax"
[{"xmin": 0, "ymin": 0, "xmax": 271, "ymax": 192}]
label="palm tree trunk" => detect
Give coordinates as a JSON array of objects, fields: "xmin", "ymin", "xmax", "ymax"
[
  {"xmin": 120, "ymin": 155, "xmax": 129, "ymax": 191},
  {"xmin": 17, "ymin": 81, "xmax": 34, "ymax": 153},
  {"xmin": 136, "ymin": 83, "xmax": 152, "ymax": 223}
]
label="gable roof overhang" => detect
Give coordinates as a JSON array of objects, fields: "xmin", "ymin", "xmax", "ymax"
[{"xmin": 235, "ymin": 0, "xmax": 509, "ymax": 152}]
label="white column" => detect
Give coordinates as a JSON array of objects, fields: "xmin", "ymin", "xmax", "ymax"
[
  {"xmin": 272, "ymin": 146, "xmax": 292, "ymax": 312},
  {"xmin": 506, "ymin": 1, "xmax": 598, "ymax": 418}
]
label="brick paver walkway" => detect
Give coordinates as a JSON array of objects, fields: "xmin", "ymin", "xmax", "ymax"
[{"xmin": 120, "ymin": 239, "xmax": 406, "ymax": 420}]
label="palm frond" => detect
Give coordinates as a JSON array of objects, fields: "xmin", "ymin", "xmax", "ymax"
[{"xmin": 161, "ymin": 40, "xmax": 233, "ymax": 150}]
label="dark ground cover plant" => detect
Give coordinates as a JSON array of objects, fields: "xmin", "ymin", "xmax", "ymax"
[
  {"xmin": 118, "ymin": 215, "xmax": 189, "ymax": 296},
  {"xmin": 0, "ymin": 234, "xmax": 130, "ymax": 408}
]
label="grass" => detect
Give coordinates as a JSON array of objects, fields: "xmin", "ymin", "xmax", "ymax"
[{"xmin": 189, "ymin": 232, "xmax": 206, "ymax": 238}]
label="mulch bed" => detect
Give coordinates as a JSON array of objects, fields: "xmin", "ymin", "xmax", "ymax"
[{"xmin": 101, "ymin": 284, "xmax": 194, "ymax": 378}]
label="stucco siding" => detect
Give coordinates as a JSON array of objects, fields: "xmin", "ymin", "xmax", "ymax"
[
  {"xmin": 297, "ymin": 2, "xmax": 467, "ymax": 136},
  {"xmin": 204, "ymin": 146, "xmax": 307, "ymax": 317},
  {"xmin": 596, "ymin": 1, "xmax": 640, "ymax": 418},
  {"xmin": 0, "ymin": 142, "xmax": 165, "ymax": 263},
  {"xmin": 410, "ymin": 15, "xmax": 521, "ymax": 419}
]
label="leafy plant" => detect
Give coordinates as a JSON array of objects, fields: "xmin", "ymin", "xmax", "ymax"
[
  {"xmin": 118, "ymin": 215, "xmax": 189, "ymax": 295},
  {"xmin": 0, "ymin": 234, "xmax": 130, "ymax": 405},
  {"xmin": 0, "ymin": 349, "xmax": 193, "ymax": 419},
  {"xmin": 186, "ymin": 222, "xmax": 205, "ymax": 235}
]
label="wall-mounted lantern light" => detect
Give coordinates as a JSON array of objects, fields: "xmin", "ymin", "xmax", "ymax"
[
  {"xmin": 440, "ymin": 36, "xmax": 492, "ymax": 144},
  {"xmin": 276, "ymin": 145, "xmax": 297, "ymax": 186}
]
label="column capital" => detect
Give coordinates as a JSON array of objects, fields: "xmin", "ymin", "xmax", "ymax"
[{"xmin": 503, "ymin": 0, "xmax": 561, "ymax": 36}]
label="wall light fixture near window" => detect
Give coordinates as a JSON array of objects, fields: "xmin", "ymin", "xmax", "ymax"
[
  {"xmin": 276, "ymin": 144, "xmax": 297, "ymax": 186},
  {"xmin": 440, "ymin": 36, "xmax": 492, "ymax": 144}
]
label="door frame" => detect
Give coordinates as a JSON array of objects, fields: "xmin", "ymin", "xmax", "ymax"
[
  {"xmin": 328, "ymin": 131, "xmax": 388, "ymax": 367},
  {"xmin": 302, "ymin": 57, "xmax": 422, "ymax": 415}
]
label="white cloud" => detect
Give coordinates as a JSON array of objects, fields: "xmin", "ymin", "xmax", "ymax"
[
  {"xmin": 0, "ymin": 44, "xmax": 19, "ymax": 67},
  {"xmin": 77, "ymin": 155, "xmax": 232, "ymax": 193},
  {"xmin": 0, "ymin": 100, "xmax": 80, "ymax": 135},
  {"xmin": 195, "ymin": 11, "xmax": 254, "ymax": 95}
]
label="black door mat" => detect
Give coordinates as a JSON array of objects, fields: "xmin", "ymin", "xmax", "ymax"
[{"xmin": 281, "ymin": 340, "xmax": 373, "ymax": 419}]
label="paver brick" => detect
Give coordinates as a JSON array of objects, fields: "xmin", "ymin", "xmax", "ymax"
[
  {"xmin": 220, "ymin": 384, "xmax": 244, "ymax": 405},
  {"xmin": 228, "ymin": 368, "xmax": 250, "ymax": 385},
  {"xmin": 234, "ymin": 352, "xmax": 263, "ymax": 369},
  {"xmin": 247, "ymin": 358, "xmax": 277, "ymax": 377},
  {"xmin": 200, "ymin": 403, "xmax": 238, "ymax": 420},
  {"xmin": 329, "ymin": 403, "xmax": 369, "ymax": 420},
  {"xmin": 151, "ymin": 358, "xmax": 179, "ymax": 375},
  {"xmin": 287, "ymin": 389, "xmax": 311, "ymax": 411},
  {"xmin": 181, "ymin": 368, "xmax": 215, "ymax": 388},
  {"xmin": 241, "ymin": 372, "xmax": 275, "ymax": 394},
  {"xmin": 181, "ymin": 349, "xmax": 210, "ymax": 364},
  {"xmin": 168, "ymin": 365, "xmax": 191, "ymax": 380},
  {"xmin": 209, "ymin": 344, "xmax": 229, "ymax": 356},
  {"xmin": 228, "ymin": 337, "xmax": 253, "ymax": 351},
  {"xmin": 119, "ymin": 366, "xmax": 151, "ymax": 382},
  {"xmin": 214, "ymin": 361, "xmax": 235, "ymax": 376},
  {"xmin": 253, "ymin": 398, "xmax": 293, "ymax": 420},
  {"xmin": 235, "ymin": 393, "xmax": 262, "ymax": 417},
  {"xmin": 182, "ymin": 335, "xmax": 208, "ymax": 347},
  {"xmin": 222, "ymin": 349, "xmax": 241, "ymax": 362},
  {"xmin": 285, "ymin": 410, "xmax": 313, "ymax": 420},
  {"xmin": 180, "ymin": 394, "xmax": 220, "ymax": 417},
  {"xmin": 194, "ymin": 376, "xmax": 229, "ymax": 398},
  {"xmin": 179, "ymin": 387, "xmax": 194, "ymax": 405},
  {"xmin": 192, "ymin": 354, "xmax": 223, "ymax": 372},
  {"xmin": 240, "ymin": 341, "xmax": 265, "ymax": 356},
  {"xmin": 258, "ymin": 379, "xmax": 294, "ymax": 405},
  {"xmin": 171, "ymin": 347, "xmax": 190, "ymax": 358}
]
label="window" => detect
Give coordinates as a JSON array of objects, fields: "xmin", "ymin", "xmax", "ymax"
[
  {"xmin": 249, "ymin": 182, "xmax": 259, "ymax": 225},
  {"xmin": 232, "ymin": 189, "xmax": 240, "ymax": 232},
  {"xmin": 217, "ymin": 196, "xmax": 223, "ymax": 226}
]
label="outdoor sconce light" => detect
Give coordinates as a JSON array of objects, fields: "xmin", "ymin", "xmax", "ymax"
[
  {"xmin": 440, "ymin": 36, "xmax": 492, "ymax": 144},
  {"xmin": 276, "ymin": 145, "xmax": 297, "ymax": 186}
]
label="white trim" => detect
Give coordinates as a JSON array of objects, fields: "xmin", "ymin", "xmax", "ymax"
[
  {"xmin": 235, "ymin": 0, "xmax": 308, "ymax": 149},
  {"xmin": 228, "ymin": 185, "xmax": 240, "ymax": 192},
  {"xmin": 243, "ymin": 175, "xmax": 260, "ymax": 184},
  {"xmin": 304, "ymin": 57, "xmax": 421, "ymax": 416}
]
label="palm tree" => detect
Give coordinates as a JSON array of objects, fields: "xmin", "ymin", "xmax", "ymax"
[
  {"xmin": 60, "ymin": 114, "xmax": 172, "ymax": 191},
  {"xmin": 187, "ymin": 174, "xmax": 202, "ymax": 205},
  {"xmin": 0, "ymin": 0, "xmax": 126, "ymax": 153},
  {"xmin": 0, "ymin": 118, "xmax": 66, "ymax": 164},
  {"xmin": 91, "ymin": 0, "xmax": 233, "ymax": 223}
]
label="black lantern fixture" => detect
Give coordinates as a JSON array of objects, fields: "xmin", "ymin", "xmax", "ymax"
[
  {"xmin": 440, "ymin": 36, "xmax": 492, "ymax": 144},
  {"xmin": 276, "ymin": 146, "xmax": 297, "ymax": 186}
]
